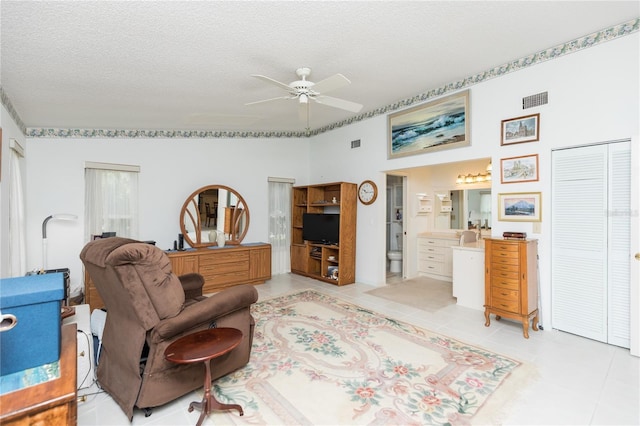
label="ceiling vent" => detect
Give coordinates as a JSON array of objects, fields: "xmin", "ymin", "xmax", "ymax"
[
  {"xmin": 351, "ymin": 139, "xmax": 361, "ymax": 149},
  {"xmin": 522, "ymin": 91, "xmax": 548, "ymax": 109}
]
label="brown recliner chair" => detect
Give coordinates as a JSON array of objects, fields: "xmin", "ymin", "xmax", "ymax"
[{"xmin": 80, "ymin": 237, "xmax": 258, "ymax": 420}]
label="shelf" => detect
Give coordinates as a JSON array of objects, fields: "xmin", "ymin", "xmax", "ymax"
[{"xmin": 290, "ymin": 182, "xmax": 356, "ymax": 286}]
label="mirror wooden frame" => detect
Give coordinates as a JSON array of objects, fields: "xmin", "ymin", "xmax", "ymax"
[{"xmin": 179, "ymin": 184, "xmax": 250, "ymax": 248}]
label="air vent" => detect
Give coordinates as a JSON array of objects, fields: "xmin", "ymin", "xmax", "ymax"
[
  {"xmin": 523, "ymin": 91, "xmax": 548, "ymax": 109},
  {"xmin": 351, "ymin": 139, "xmax": 361, "ymax": 149}
]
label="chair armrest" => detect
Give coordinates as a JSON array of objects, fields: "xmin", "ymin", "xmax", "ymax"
[
  {"xmin": 151, "ymin": 284, "xmax": 258, "ymax": 341},
  {"xmin": 178, "ymin": 273, "xmax": 205, "ymax": 299}
]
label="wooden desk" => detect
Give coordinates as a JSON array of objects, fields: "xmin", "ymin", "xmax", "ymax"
[{"xmin": 0, "ymin": 323, "xmax": 77, "ymax": 425}]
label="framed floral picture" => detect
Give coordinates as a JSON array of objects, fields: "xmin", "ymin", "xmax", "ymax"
[
  {"xmin": 500, "ymin": 154, "xmax": 539, "ymax": 184},
  {"xmin": 501, "ymin": 113, "xmax": 539, "ymax": 145},
  {"xmin": 498, "ymin": 192, "xmax": 541, "ymax": 222},
  {"xmin": 388, "ymin": 90, "xmax": 470, "ymax": 159}
]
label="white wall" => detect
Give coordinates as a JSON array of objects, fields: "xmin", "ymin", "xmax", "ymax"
[
  {"xmin": 23, "ymin": 136, "xmax": 309, "ymax": 294},
  {"xmin": 310, "ymin": 33, "xmax": 639, "ymax": 331},
  {"xmin": 13, "ymin": 32, "xmax": 639, "ymax": 335}
]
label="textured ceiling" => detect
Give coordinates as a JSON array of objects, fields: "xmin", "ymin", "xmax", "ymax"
[{"xmin": 1, "ymin": 1, "xmax": 638, "ymax": 136}]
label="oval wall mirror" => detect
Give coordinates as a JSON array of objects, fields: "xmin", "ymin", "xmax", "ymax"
[{"xmin": 179, "ymin": 184, "xmax": 250, "ymax": 248}]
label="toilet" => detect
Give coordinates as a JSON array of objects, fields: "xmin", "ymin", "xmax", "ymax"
[
  {"xmin": 387, "ymin": 228, "xmax": 403, "ymax": 273},
  {"xmin": 388, "ymin": 250, "xmax": 402, "ymax": 273}
]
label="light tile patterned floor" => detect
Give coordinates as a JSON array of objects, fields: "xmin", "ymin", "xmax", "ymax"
[{"xmin": 77, "ymin": 273, "xmax": 640, "ymax": 425}]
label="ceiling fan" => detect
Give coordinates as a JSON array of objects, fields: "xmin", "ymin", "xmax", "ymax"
[{"xmin": 245, "ymin": 67, "xmax": 363, "ymax": 124}]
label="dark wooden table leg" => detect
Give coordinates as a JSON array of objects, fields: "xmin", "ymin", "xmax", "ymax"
[{"xmin": 188, "ymin": 359, "xmax": 243, "ymax": 426}]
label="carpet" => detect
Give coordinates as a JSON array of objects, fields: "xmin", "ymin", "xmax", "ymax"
[
  {"xmin": 211, "ymin": 289, "xmax": 528, "ymax": 425},
  {"xmin": 366, "ymin": 277, "xmax": 457, "ymax": 312}
]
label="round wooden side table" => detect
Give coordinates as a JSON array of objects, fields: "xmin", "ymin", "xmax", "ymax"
[{"xmin": 164, "ymin": 327, "xmax": 244, "ymax": 426}]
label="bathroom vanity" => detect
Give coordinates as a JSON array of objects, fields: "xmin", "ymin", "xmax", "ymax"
[{"xmin": 417, "ymin": 233, "xmax": 459, "ymax": 281}]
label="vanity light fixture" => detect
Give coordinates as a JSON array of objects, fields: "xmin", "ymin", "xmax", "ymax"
[{"xmin": 457, "ymin": 169, "xmax": 492, "ymax": 185}]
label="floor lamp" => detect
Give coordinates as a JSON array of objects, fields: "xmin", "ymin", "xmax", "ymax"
[{"xmin": 42, "ymin": 214, "xmax": 77, "ymax": 270}]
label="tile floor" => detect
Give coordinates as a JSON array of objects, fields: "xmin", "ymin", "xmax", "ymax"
[{"xmin": 77, "ymin": 273, "xmax": 639, "ymax": 425}]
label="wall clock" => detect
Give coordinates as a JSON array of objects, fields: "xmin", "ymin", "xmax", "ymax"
[{"xmin": 358, "ymin": 180, "xmax": 378, "ymax": 205}]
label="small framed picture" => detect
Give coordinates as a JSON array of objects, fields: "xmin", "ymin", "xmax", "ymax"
[
  {"xmin": 498, "ymin": 192, "xmax": 541, "ymax": 222},
  {"xmin": 501, "ymin": 113, "xmax": 540, "ymax": 145},
  {"xmin": 500, "ymin": 154, "xmax": 539, "ymax": 184}
]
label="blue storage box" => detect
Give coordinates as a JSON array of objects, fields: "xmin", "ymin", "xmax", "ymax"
[{"xmin": 0, "ymin": 273, "xmax": 64, "ymax": 376}]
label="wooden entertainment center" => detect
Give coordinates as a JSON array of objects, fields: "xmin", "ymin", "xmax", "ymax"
[{"xmin": 290, "ymin": 181, "xmax": 357, "ymax": 285}]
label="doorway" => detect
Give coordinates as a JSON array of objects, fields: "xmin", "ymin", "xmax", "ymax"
[{"xmin": 386, "ymin": 174, "xmax": 405, "ymax": 280}]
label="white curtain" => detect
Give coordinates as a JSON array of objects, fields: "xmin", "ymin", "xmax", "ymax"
[
  {"xmin": 268, "ymin": 178, "xmax": 293, "ymax": 275},
  {"xmin": 85, "ymin": 166, "xmax": 139, "ymax": 242},
  {"xmin": 8, "ymin": 147, "xmax": 26, "ymax": 276}
]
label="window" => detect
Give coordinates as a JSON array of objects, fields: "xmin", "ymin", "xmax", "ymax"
[{"xmin": 84, "ymin": 162, "xmax": 139, "ymax": 242}]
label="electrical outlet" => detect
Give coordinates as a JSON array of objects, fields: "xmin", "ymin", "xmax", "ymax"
[{"xmin": 533, "ymin": 222, "xmax": 542, "ymax": 234}]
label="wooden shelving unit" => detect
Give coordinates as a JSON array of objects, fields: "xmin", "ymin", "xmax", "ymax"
[{"xmin": 290, "ymin": 181, "xmax": 357, "ymax": 286}]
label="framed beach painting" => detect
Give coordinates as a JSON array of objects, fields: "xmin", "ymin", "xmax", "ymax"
[
  {"xmin": 498, "ymin": 192, "xmax": 541, "ymax": 222},
  {"xmin": 500, "ymin": 154, "xmax": 539, "ymax": 183},
  {"xmin": 501, "ymin": 113, "xmax": 539, "ymax": 145},
  {"xmin": 388, "ymin": 90, "xmax": 470, "ymax": 159}
]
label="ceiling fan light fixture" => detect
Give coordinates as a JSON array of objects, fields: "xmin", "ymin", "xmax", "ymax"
[{"xmin": 299, "ymin": 94, "xmax": 309, "ymax": 104}]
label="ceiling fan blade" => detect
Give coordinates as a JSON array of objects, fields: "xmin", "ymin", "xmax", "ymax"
[
  {"xmin": 311, "ymin": 73, "xmax": 351, "ymax": 94},
  {"xmin": 245, "ymin": 95, "xmax": 292, "ymax": 106},
  {"xmin": 251, "ymin": 74, "xmax": 293, "ymax": 92},
  {"xmin": 314, "ymin": 95, "xmax": 363, "ymax": 113}
]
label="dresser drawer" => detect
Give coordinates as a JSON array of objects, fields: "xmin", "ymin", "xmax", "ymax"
[
  {"xmin": 419, "ymin": 238, "xmax": 456, "ymax": 248},
  {"xmin": 491, "ymin": 262, "xmax": 520, "ymax": 273},
  {"xmin": 491, "ymin": 256, "xmax": 519, "ymax": 267},
  {"xmin": 491, "ymin": 287, "xmax": 519, "ymax": 301},
  {"xmin": 200, "ymin": 260, "xmax": 249, "ymax": 276},
  {"xmin": 491, "ymin": 296, "xmax": 520, "ymax": 313},
  {"xmin": 203, "ymin": 270, "xmax": 250, "ymax": 287},
  {"xmin": 420, "ymin": 252, "xmax": 445, "ymax": 263},
  {"xmin": 492, "ymin": 243, "xmax": 520, "ymax": 253},
  {"xmin": 491, "ymin": 277, "xmax": 520, "ymax": 291},
  {"xmin": 419, "ymin": 260, "xmax": 445, "ymax": 274},
  {"xmin": 200, "ymin": 251, "xmax": 249, "ymax": 266},
  {"xmin": 491, "ymin": 269, "xmax": 520, "ymax": 280}
]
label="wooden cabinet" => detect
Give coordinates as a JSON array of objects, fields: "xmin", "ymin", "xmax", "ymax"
[
  {"xmin": 85, "ymin": 243, "xmax": 271, "ymax": 311},
  {"xmin": 168, "ymin": 243, "xmax": 271, "ymax": 294},
  {"xmin": 290, "ymin": 182, "xmax": 357, "ymax": 286},
  {"xmin": 484, "ymin": 238, "xmax": 539, "ymax": 338},
  {"xmin": 0, "ymin": 324, "xmax": 77, "ymax": 425},
  {"xmin": 417, "ymin": 235, "xmax": 457, "ymax": 280}
]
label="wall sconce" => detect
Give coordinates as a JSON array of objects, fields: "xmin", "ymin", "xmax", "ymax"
[{"xmin": 42, "ymin": 214, "xmax": 77, "ymax": 270}]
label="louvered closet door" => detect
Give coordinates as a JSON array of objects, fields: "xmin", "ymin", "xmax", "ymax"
[
  {"xmin": 607, "ymin": 142, "xmax": 631, "ymax": 347},
  {"xmin": 551, "ymin": 141, "xmax": 630, "ymax": 347}
]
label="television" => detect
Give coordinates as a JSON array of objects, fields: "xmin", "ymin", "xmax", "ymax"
[{"xmin": 302, "ymin": 213, "xmax": 340, "ymax": 244}]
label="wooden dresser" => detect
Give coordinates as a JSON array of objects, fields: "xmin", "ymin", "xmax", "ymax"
[
  {"xmin": 484, "ymin": 238, "xmax": 539, "ymax": 338},
  {"xmin": 0, "ymin": 324, "xmax": 77, "ymax": 425},
  {"xmin": 85, "ymin": 243, "xmax": 271, "ymax": 311}
]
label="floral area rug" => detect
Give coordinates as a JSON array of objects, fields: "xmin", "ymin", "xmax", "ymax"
[{"xmin": 212, "ymin": 289, "xmax": 529, "ymax": 425}]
